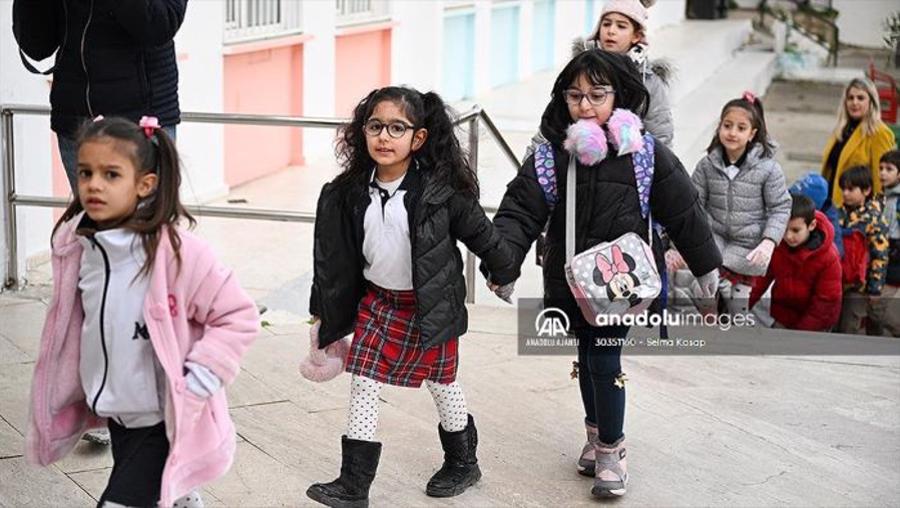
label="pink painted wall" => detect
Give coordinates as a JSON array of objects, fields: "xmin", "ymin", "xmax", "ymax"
[
  {"xmin": 335, "ymin": 28, "xmax": 392, "ymax": 117},
  {"xmin": 223, "ymin": 44, "xmax": 304, "ymax": 188}
]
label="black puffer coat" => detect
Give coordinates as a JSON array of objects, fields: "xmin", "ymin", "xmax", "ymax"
[
  {"xmin": 13, "ymin": 0, "xmax": 187, "ymax": 136},
  {"xmin": 491, "ymin": 138, "xmax": 722, "ymax": 330},
  {"xmin": 310, "ymin": 169, "xmax": 518, "ymax": 348}
]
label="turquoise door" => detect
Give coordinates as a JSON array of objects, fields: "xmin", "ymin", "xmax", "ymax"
[
  {"xmin": 490, "ymin": 3, "xmax": 520, "ymax": 88},
  {"xmin": 584, "ymin": 0, "xmax": 600, "ymax": 36},
  {"xmin": 532, "ymin": 0, "xmax": 556, "ymax": 72},
  {"xmin": 442, "ymin": 10, "xmax": 476, "ymax": 101}
]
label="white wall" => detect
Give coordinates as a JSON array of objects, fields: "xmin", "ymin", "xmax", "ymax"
[
  {"xmin": 0, "ymin": 0, "xmax": 57, "ymax": 287},
  {"xmin": 301, "ymin": 0, "xmax": 338, "ymax": 165},
  {"xmin": 173, "ymin": 1, "xmax": 227, "ymax": 204},
  {"xmin": 391, "ymin": 0, "xmax": 443, "ymax": 91},
  {"xmin": 832, "ymin": 0, "xmax": 895, "ymax": 48},
  {"xmin": 646, "ymin": 0, "xmax": 687, "ymax": 31}
]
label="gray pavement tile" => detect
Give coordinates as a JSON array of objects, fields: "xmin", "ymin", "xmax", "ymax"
[
  {"xmin": 228, "ymin": 366, "xmax": 288, "ymax": 410},
  {"xmin": 0, "ymin": 333, "xmax": 30, "ymax": 365},
  {"xmin": 54, "ymin": 440, "xmax": 113, "ymax": 475},
  {"xmin": 0, "ymin": 362, "xmax": 35, "ymax": 434},
  {"xmin": 0, "ymin": 299, "xmax": 47, "ymax": 359},
  {"xmin": 0, "ymin": 417, "xmax": 22, "ymax": 459},
  {"xmin": 202, "ymin": 441, "xmax": 311, "ymax": 507},
  {"xmin": 0, "ymin": 457, "xmax": 95, "ymax": 507}
]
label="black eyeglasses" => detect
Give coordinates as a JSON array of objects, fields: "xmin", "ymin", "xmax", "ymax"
[
  {"xmin": 364, "ymin": 119, "xmax": 416, "ymax": 139},
  {"xmin": 564, "ymin": 86, "xmax": 615, "ymax": 106}
]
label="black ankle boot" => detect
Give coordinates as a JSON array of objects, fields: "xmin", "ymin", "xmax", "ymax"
[
  {"xmin": 306, "ymin": 436, "xmax": 382, "ymax": 508},
  {"xmin": 426, "ymin": 414, "xmax": 482, "ymax": 497}
]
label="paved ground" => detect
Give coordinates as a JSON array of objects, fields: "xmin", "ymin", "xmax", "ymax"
[{"xmin": 3, "ymin": 15, "xmax": 900, "ymax": 508}]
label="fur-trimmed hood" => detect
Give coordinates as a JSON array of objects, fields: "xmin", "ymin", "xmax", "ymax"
[{"xmin": 570, "ymin": 37, "xmax": 673, "ymax": 85}]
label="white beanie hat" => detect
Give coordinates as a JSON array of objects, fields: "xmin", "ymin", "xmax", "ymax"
[{"xmin": 590, "ymin": 0, "xmax": 656, "ymax": 45}]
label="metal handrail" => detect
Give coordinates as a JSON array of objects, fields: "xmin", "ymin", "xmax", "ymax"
[
  {"xmin": 758, "ymin": 0, "xmax": 840, "ymax": 66},
  {"xmin": 1, "ymin": 104, "xmax": 522, "ymax": 300}
]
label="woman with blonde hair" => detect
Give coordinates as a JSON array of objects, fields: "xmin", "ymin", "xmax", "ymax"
[{"xmin": 821, "ymin": 78, "xmax": 896, "ymax": 207}]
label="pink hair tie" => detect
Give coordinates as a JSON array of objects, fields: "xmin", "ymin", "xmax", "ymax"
[
  {"xmin": 742, "ymin": 90, "xmax": 757, "ymax": 104},
  {"xmin": 138, "ymin": 115, "xmax": 160, "ymax": 138}
]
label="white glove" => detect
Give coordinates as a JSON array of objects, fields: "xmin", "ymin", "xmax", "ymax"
[
  {"xmin": 692, "ymin": 268, "xmax": 720, "ymax": 299},
  {"xmin": 492, "ymin": 281, "xmax": 516, "ymax": 304},
  {"xmin": 184, "ymin": 361, "xmax": 222, "ymax": 399},
  {"xmin": 745, "ymin": 239, "xmax": 775, "ymax": 268},
  {"xmin": 665, "ymin": 249, "xmax": 686, "ymax": 272}
]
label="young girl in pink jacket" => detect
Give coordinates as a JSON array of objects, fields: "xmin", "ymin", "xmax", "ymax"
[{"xmin": 26, "ymin": 116, "xmax": 260, "ymax": 507}]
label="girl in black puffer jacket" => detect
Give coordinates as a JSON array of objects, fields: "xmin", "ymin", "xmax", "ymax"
[
  {"xmin": 490, "ymin": 50, "xmax": 721, "ymax": 499},
  {"xmin": 305, "ymin": 86, "xmax": 515, "ymax": 507}
]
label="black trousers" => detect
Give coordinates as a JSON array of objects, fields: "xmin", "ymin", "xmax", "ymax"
[
  {"xmin": 97, "ymin": 420, "xmax": 169, "ymax": 508},
  {"xmin": 576, "ymin": 326, "xmax": 628, "ymax": 445}
]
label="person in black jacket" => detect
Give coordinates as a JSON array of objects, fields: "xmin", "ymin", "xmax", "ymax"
[
  {"xmin": 13, "ymin": 0, "xmax": 187, "ymax": 193},
  {"xmin": 305, "ymin": 86, "xmax": 516, "ymax": 507},
  {"xmin": 488, "ymin": 50, "xmax": 721, "ymax": 498}
]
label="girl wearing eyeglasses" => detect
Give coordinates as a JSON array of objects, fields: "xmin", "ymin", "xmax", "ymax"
[
  {"xmin": 489, "ymin": 50, "xmax": 720, "ymax": 498},
  {"xmin": 304, "ymin": 86, "xmax": 517, "ymax": 507}
]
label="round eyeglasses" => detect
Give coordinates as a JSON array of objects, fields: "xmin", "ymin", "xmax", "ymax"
[
  {"xmin": 364, "ymin": 119, "xmax": 416, "ymax": 139},
  {"xmin": 564, "ymin": 87, "xmax": 615, "ymax": 107}
]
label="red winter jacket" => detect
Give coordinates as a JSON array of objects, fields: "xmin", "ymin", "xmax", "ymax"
[{"xmin": 749, "ymin": 211, "xmax": 842, "ymax": 331}]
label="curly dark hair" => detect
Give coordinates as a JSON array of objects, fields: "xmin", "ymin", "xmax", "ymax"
[
  {"xmin": 333, "ymin": 86, "xmax": 478, "ymax": 196},
  {"xmin": 539, "ymin": 49, "xmax": 649, "ymax": 149}
]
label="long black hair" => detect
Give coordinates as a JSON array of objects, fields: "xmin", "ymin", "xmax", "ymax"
[
  {"xmin": 540, "ymin": 49, "xmax": 649, "ymax": 149},
  {"xmin": 54, "ymin": 117, "xmax": 195, "ymax": 277},
  {"xmin": 333, "ymin": 86, "xmax": 479, "ymax": 196},
  {"xmin": 706, "ymin": 94, "xmax": 775, "ymax": 158}
]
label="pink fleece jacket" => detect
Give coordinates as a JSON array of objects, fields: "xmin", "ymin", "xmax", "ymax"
[{"xmin": 26, "ymin": 215, "xmax": 260, "ymax": 507}]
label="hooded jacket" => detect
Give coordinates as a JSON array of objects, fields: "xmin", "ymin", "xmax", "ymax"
[
  {"xmin": 692, "ymin": 143, "xmax": 792, "ymax": 276},
  {"xmin": 749, "ymin": 210, "xmax": 842, "ymax": 331},
  {"xmin": 27, "ymin": 215, "xmax": 259, "ymax": 507}
]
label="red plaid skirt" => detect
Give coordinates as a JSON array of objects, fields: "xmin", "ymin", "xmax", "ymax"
[{"xmin": 345, "ymin": 284, "xmax": 458, "ymax": 387}]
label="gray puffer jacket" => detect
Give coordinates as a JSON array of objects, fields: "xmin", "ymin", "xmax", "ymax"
[{"xmin": 691, "ymin": 143, "xmax": 791, "ymax": 276}]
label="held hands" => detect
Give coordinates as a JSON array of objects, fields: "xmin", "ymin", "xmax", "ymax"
[
  {"xmin": 691, "ymin": 268, "xmax": 720, "ymax": 299},
  {"xmin": 487, "ymin": 281, "xmax": 516, "ymax": 304},
  {"xmin": 745, "ymin": 239, "xmax": 775, "ymax": 268},
  {"xmin": 665, "ymin": 249, "xmax": 687, "ymax": 272}
]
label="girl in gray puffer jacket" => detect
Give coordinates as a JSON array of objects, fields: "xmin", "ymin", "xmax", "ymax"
[
  {"xmin": 525, "ymin": 0, "xmax": 672, "ymax": 161},
  {"xmin": 677, "ymin": 93, "xmax": 791, "ymax": 315}
]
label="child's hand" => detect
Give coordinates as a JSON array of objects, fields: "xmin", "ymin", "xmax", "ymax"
[
  {"xmin": 493, "ymin": 282, "xmax": 516, "ymax": 304},
  {"xmin": 665, "ymin": 249, "xmax": 686, "ymax": 272},
  {"xmin": 746, "ymin": 239, "xmax": 775, "ymax": 268},
  {"xmin": 692, "ymin": 268, "xmax": 720, "ymax": 299},
  {"xmin": 184, "ymin": 361, "xmax": 222, "ymax": 399}
]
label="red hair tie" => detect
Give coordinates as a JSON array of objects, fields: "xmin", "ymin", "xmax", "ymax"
[{"xmin": 138, "ymin": 115, "xmax": 160, "ymax": 138}]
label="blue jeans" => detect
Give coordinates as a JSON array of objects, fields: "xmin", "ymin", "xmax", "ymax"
[
  {"xmin": 57, "ymin": 125, "xmax": 177, "ymax": 193},
  {"xmin": 576, "ymin": 326, "xmax": 628, "ymax": 445}
]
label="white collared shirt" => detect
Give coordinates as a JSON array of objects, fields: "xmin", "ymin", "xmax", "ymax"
[{"xmin": 362, "ymin": 169, "xmax": 414, "ymax": 290}]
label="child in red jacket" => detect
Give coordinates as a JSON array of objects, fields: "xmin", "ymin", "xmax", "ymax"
[{"xmin": 750, "ymin": 194, "xmax": 842, "ymax": 331}]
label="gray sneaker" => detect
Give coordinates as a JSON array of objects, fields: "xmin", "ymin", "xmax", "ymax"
[{"xmin": 81, "ymin": 429, "xmax": 111, "ymax": 445}]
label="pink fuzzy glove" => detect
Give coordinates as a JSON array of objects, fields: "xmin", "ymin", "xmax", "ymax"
[{"xmin": 299, "ymin": 319, "xmax": 350, "ymax": 382}]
